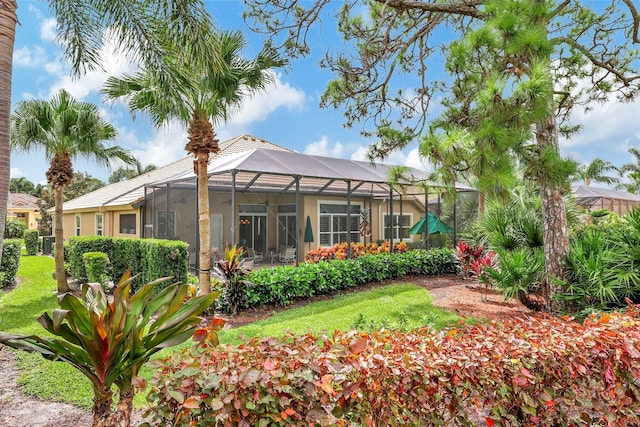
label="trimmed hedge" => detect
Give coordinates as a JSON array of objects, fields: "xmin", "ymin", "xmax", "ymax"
[
  {"xmin": 24, "ymin": 230, "xmax": 39, "ymax": 256},
  {"xmin": 0, "ymin": 239, "xmax": 22, "ymax": 288},
  {"xmin": 240, "ymin": 249, "xmax": 456, "ymax": 310},
  {"xmin": 67, "ymin": 236, "xmax": 188, "ymax": 290},
  {"xmin": 83, "ymin": 251, "xmax": 110, "ymax": 285},
  {"xmin": 145, "ymin": 307, "xmax": 640, "ymax": 426}
]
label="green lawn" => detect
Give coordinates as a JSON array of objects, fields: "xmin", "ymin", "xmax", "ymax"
[{"xmin": 1, "ymin": 255, "xmax": 463, "ymax": 409}]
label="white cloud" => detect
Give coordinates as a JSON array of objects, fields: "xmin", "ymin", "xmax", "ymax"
[
  {"xmin": 40, "ymin": 18, "xmax": 57, "ymax": 42},
  {"xmin": 222, "ymin": 72, "xmax": 307, "ymax": 128},
  {"xmin": 304, "ymin": 135, "xmax": 345, "ymax": 158},
  {"xmin": 13, "ymin": 45, "xmax": 47, "ymax": 67},
  {"xmin": 126, "ymin": 121, "xmax": 189, "ymax": 169},
  {"xmin": 10, "ymin": 168, "xmax": 24, "ymax": 178},
  {"xmin": 45, "ymin": 32, "xmax": 136, "ymax": 100}
]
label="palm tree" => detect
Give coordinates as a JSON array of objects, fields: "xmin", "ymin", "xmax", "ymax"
[
  {"xmin": 574, "ymin": 157, "xmax": 619, "ymax": 187},
  {"xmin": 618, "ymin": 147, "xmax": 640, "ymax": 194},
  {"xmin": 0, "ymin": 0, "xmax": 216, "ymax": 266},
  {"xmin": 102, "ymin": 30, "xmax": 286, "ymax": 294},
  {"xmin": 11, "ymin": 89, "xmax": 134, "ymax": 293},
  {"xmin": 109, "ymin": 159, "xmax": 157, "ymax": 183}
]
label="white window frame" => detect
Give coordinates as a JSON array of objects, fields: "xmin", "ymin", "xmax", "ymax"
[
  {"xmin": 383, "ymin": 213, "xmax": 413, "ymax": 241},
  {"xmin": 75, "ymin": 214, "xmax": 81, "ymax": 236},
  {"xmin": 318, "ymin": 201, "xmax": 362, "ymax": 247},
  {"xmin": 95, "ymin": 213, "xmax": 103, "ymax": 236}
]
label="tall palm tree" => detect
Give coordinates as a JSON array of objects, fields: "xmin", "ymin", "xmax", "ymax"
[
  {"xmin": 11, "ymin": 89, "xmax": 134, "ymax": 294},
  {"xmin": 103, "ymin": 30, "xmax": 286, "ymax": 294},
  {"xmin": 574, "ymin": 157, "xmax": 619, "ymax": 187},
  {"xmin": 0, "ymin": 0, "xmax": 216, "ymax": 265}
]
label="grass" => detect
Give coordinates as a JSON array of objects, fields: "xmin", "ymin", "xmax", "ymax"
[
  {"xmin": 218, "ymin": 283, "xmax": 461, "ymax": 345},
  {"xmin": 1, "ymin": 255, "xmax": 464, "ymax": 409}
]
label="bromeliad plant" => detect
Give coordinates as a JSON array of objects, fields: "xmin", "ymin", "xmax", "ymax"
[
  {"xmin": 211, "ymin": 244, "xmax": 253, "ymax": 315},
  {"xmin": 0, "ymin": 270, "xmax": 219, "ymax": 427}
]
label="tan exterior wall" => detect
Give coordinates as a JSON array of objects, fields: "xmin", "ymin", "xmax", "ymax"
[{"xmin": 7, "ymin": 208, "xmax": 40, "ymax": 230}]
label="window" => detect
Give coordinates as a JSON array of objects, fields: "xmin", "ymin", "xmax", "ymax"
[
  {"xmin": 95, "ymin": 213, "xmax": 103, "ymax": 236},
  {"xmin": 384, "ymin": 214, "xmax": 412, "ymax": 241},
  {"xmin": 75, "ymin": 214, "xmax": 81, "ymax": 236},
  {"xmin": 318, "ymin": 203, "xmax": 360, "ymax": 246},
  {"xmin": 119, "ymin": 214, "xmax": 137, "ymax": 235},
  {"xmin": 277, "ymin": 204, "xmax": 296, "ymax": 248},
  {"xmin": 155, "ymin": 211, "xmax": 174, "ymax": 238},
  {"xmin": 16, "ymin": 213, "xmax": 26, "ymax": 218}
]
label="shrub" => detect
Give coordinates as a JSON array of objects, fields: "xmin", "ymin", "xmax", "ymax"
[
  {"xmin": 83, "ymin": 251, "xmax": 110, "ymax": 288},
  {"xmin": 145, "ymin": 307, "xmax": 640, "ymax": 426},
  {"xmin": 0, "ymin": 239, "xmax": 22, "ymax": 288},
  {"xmin": 67, "ymin": 236, "xmax": 188, "ymax": 291},
  {"xmin": 23, "ymin": 230, "xmax": 39, "ymax": 256},
  {"xmin": 304, "ymin": 241, "xmax": 409, "ymax": 262},
  {"xmin": 454, "ymin": 240, "xmax": 496, "ymax": 279},
  {"xmin": 3, "ymin": 219, "xmax": 26, "ymax": 239},
  {"xmin": 238, "ymin": 249, "xmax": 456, "ymax": 311},
  {"xmin": 561, "ymin": 208, "xmax": 640, "ymax": 315}
]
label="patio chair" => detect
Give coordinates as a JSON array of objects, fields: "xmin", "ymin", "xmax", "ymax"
[
  {"xmin": 246, "ymin": 248, "xmax": 263, "ymax": 264},
  {"xmin": 279, "ymin": 247, "xmax": 296, "ymax": 264}
]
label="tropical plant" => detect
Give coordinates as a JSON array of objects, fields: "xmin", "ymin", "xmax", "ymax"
[
  {"xmin": 9, "ymin": 176, "xmax": 36, "ymax": 194},
  {"xmin": 102, "ymin": 29, "xmax": 286, "ymax": 295},
  {"xmin": 618, "ymin": 147, "xmax": 640, "ymax": 194},
  {"xmin": 109, "ymin": 159, "xmax": 157, "ymax": 183},
  {"xmin": 11, "ymin": 89, "xmax": 134, "ymax": 293},
  {"xmin": 0, "ymin": 271, "xmax": 220, "ymax": 427},
  {"xmin": 573, "ymin": 158, "xmax": 619, "ymax": 187},
  {"xmin": 0, "ymin": 0, "xmax": 218, "ymax": 269},
  {"xmin": 211, "ymin": 244, "xmax": 252, "ymax": 316},
  {"xmin": 454, "ymin": 240, "xmax": 496, "ymax": 280}
]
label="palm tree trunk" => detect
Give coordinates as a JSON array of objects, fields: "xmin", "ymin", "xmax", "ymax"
[
  {"xmin": 54, "ymin": 184, "xmax": 70, "ymax": 293},
  {"xmin": 197, "ymin": 151, "xmax": 211, "ymax": 294},
  {"xmin": 536, "ymin": 112, "xmax": 569, "ymax": 313},
  {"xmin": 0, "ymin": 0, "xmax": 18, "ymax": 265}
]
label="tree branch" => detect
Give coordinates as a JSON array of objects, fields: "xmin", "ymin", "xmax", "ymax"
[
  {"xmin": 621, "ymin": 0, "xmax": 640, "ymax": 43},
  {"xmin": 554, "ymin": 36, "xmax": 640, "ymax": 87},
  {"xmin": 372, "ymin": 0, "xmax": 482, "ymax": 18}
]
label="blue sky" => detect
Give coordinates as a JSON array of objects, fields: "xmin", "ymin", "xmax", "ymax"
[{"xmin": 9, "ymin": 1, "xmax": 640, "ymax": 187}]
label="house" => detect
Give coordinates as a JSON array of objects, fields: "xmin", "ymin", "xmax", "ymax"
[
  {"xmin": 7, "ymin": 192, "xmax": 41, "ymax": 230},
  {"xmin": 573, "ymin": 186, "xmax": 640, "ymax": 215},
  {"xmin": 61, "ymin": 135, "xmax": 477, "ymax": 267}
]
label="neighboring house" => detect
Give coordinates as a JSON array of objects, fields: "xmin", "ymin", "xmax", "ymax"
[
  {"xmin": 573, "ymin": 186, "xmax": 640, "ymax": 216},
  {"xmin": 7, "ymin": 192, "xmax": 41, "ymax": 230},
  {"xmin": 61, "ymin": 135, "xmax": 476, "ymax": 267}
]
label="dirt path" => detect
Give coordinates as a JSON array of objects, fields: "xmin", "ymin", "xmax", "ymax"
[{"xmin": 0, "ymin": 275, "xmax": 530, "ymax": 426}]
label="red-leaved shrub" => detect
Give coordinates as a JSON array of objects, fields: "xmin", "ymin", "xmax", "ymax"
[
  {"xmin": 144, "ymin": 308, "xmax": 640, "ymax": 426},
  {"xmin": 304, "ymin": 241, "xmax": 409, "ymax": 263}
]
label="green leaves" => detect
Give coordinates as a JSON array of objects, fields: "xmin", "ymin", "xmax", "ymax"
[{"xmin": 0, "ymin": 270, "xmax": 218, "ymax": 401}]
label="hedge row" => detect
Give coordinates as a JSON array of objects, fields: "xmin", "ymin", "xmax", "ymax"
[
  {"xmin": 67, "ymin": 236, "xmax": 188, "ymax": 290},
  {"xmin": 145, "ymin": 308, "xmax": 640, "ymax": 426},
  {"xmin": 241, "ymin": 249, "xmax": 456, "ymax": 310},
  {"xmin": 0, "ymin": 239, "xmax": 22, "ymax": 288},
  {"xmin": 24, "ymin": 230, "xmax": 39, "ymax": 256}
]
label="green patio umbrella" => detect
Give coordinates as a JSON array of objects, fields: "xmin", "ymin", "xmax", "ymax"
[
  {"xmin": 304, "ymin": 216, "xmax": 314, "ymax": 250},
  {"xmin": 409, "ymin": 212, "xmax": 453, "ymax": 235}
]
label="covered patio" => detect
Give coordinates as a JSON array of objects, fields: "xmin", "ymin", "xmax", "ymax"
[{"xmin": 141, "ymin": 148, "xmax": 477, "ymax": 271}]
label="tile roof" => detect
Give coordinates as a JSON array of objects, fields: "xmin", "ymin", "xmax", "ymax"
[
  {"xmin": 61, "ymin": 135, "xmax": 293, "ymax": 211},
  {"xmin": 8, "ymin": 192, "xmax": 41, "ymax": 209}
]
